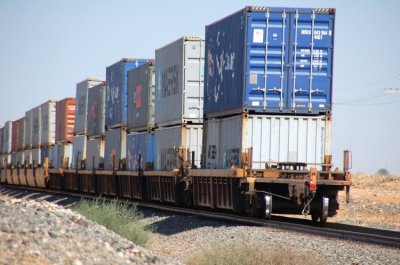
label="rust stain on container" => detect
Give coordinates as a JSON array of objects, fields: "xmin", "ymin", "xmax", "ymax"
[{"xmin": 56, "ymin": 98, "xmax": 76, "ymax": 143}]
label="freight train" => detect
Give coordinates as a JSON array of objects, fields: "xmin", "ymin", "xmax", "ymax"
[{"xmin": 0, "ymin": 6, "xmax": 351, "ymax": 224}]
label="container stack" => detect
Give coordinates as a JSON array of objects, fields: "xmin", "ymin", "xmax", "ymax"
[
  {"xmin": 104, "ymin": 58, "xmax": 150, "ymax": 170},
  {"xmin": 71, "ymin": 78, "xmax": 103, "ymax": 169},
  {"xmin": 10, "ymin": 120, "xmax": 19, "ymax": 165},
  {"xmin": 126, "ymin": 61, "xmax": 155, "ymax": 171},
  {"xmin": 16, "ymin": 117, "xmax": 26, "ymax": 166},
  {"xmin": 39, "ymin": 100, "xmax": 57, "ymax": 166},
  {"xmin": 86, "ymin": 81, "xmax": 106, "ymax": 170},
  {"xmin": 54, "ymin": 98, "xmax": 76, "ymax": 169},
  {"xmin": 1, "ymin": 121, "xmax": 12, "ymax": 168},
  {"xmin": 202, "ymin": 7, "xmax": 334, "ymax": 170},
  {"xmin": 153, "ymin": 36, "xmax": 204, "ymax": 170}
]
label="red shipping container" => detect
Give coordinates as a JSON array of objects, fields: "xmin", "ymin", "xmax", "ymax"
[
  {"xmin": 11, "ymin": 120, "xmax": 19, "ymax": 153},
  {"xmin": 56, "ymin": 98, "xmax": 76, "ymax": 143}
]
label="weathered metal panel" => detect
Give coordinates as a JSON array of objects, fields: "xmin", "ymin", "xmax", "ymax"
[
  {"xmin": 56, "ymin": 98, "xmax": 76, "ymax": 143},
  {"xmin": 24, "ymin": 110, "xmax": 33, "ymax": 149},
  {"xmin": 105, "ymin": 58, "xmax": 150, "ymax": 128},
  {"xmin": 155, "ymin": 36, "xmax": 204, "ymax": 126},
  {"xmin": 40, "ymin": 100, "xmax": 56, "ymax": 146},
  {"xmin": 71, "ymin": 135, "xmax": 86, "ymax": 169},
  {"xmin": 32, "ymin": 106, "xmax": 41, "ymax": 148},
  {"xmin": 14, "ymin": 151, "xmax": 24, "ymax": 166},
  {"xmin": 53, "ymin": 143, "xmax": 73, "ymax": 169},
  {"xmin": 126, "ymin": 131, "xmax": 154, "ymax": 171},
  {"xmin": 127, "ymin": 61, "xmax": 155, "ymax": 131},
  {"xmin": 11, "ymin": 120, "xmax": 19, "ymax": 153},
  {"xmin": 104, "ymin": 128, "xmax": 126, "ymax": 170},
  {"xmin": 17, "ymin": 117, "xmax": 25, "ymax": 151},
  {"xmin": 86, "ymin": 137, "xmax": 105, "ymax": 170},
  {"xmin": 24, "ymin": 149, "xmax": 32, "ymax": 165},
  {"xmin": 154, "ymin": 124, "xmax": 202, "ymax": 170},
  {"xmin": 1, "ymin": 154, "xmax": 11, "ymax": 167},
  {"xmin": 2, "ymin": 121, "xmax": 12, "ymax": 154},
  {"xmin": 203, "ymin": 114, "xmax": 330, "ymax": 169},
  {"xmin": 40, "ymin": 147, "xmax": 49, "ymax": 165},
  {"xmin": 87, "ymin": 82, "xmax": 106, "ymax": 137},
  {"xmin": 75, "ymin": 78, "xmax": 103, "ymax": 135},
  {"xmin": 204, "ymin": 7, "xmax": 335, "ymax": 117},
  {"xmin": 32, "ymin": 148, "xmax": 41, "ymax": 165}
]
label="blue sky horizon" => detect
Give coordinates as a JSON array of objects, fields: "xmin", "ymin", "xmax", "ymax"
[{"xmin": 1, "ymin": 0, "xmax": 399, "ymax": 174}]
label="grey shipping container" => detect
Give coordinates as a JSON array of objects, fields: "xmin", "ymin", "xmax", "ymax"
[
  {"xmin": 155, "ymin": 36, "xmax": 204, "ymax": 126},
  {"xmin": 127, "ymin": 61, "xmax": 155, "ymax": 132},
  {"xmin": 104, "ymin": 128, "xmax": 126, "ymax": 170},
  {"xmin": 24, "ymin": 110, "xmax": 33, "ymax": 149},
  {"xmin": 40, "ymin": 147, "xmax": 49, "ymax": 165},
  {"xmin": 32, "ymin": 106, "xmax": 41, "ymax": 148},
  {"xmin": 126, "ymin": 131, "xmax": 154, "ymax": 171},
  {"xmin": 203, "ymin": 114, "xmax": 330, "ymax": 170},
  {"xmin": 14, "ymin": 151, "xmax": 24, "ymax": 166},
  {"xmin": 75, "ymin": 78, "xmax": 104, "ymax": 135},
  {"xmin": 32, "ymin": 148, "xmax": 41, "ymax": 165},
  {"xmin": 154, "ymin": 124, "xmax": 202, "ymax": 171},
  {"xmin": 40, "ymin": 100, "xmax": 56, "ymax": 146},
  {"xmin": 86, "ymin": 137, "xmax": 105, "ymax": 170},
  {"xmin": 71, "ymin": 135, "xmax": 86, "ymax": 169},
  {"xmin": 87, "ymin": 82, "xmax": 106, "ymax": 137},
  {"xmin": 24, "ymin": 149, "xmax": 32, "ymax": 165},
  {"xmin": 17, "ymin": 117, "xmax": 25, "ymax": 151},
  {"xmin": 53, "ymin": 143, "xmax": 73, "ymax": 169},
  {"xmin": 2, "ymin": 121, "xmax": 12, "ymax": 154}
]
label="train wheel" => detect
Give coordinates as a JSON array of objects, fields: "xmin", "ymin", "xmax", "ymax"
[{"xmin": 311, "ymin": 196, "xmax": 329, "ymax": 224}]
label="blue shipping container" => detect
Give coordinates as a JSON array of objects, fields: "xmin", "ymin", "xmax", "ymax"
[
  {"xmin": 204, "ymin": 6, "xmax": 335, "ymax": 117},
  {"xmin": 106, "ymin": 58, "xmax": 151, "ymax": 128},
  {"xmin": 126, "ymin": 131, "xmax": 154, "ymax": 171}
]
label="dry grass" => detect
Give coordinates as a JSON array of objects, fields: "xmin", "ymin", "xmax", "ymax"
[{"xmin": 185, "ymin": 241, "xmax": 325, "ymax": 265}]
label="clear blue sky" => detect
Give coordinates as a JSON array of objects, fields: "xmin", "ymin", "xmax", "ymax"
[{"xmin": 0, "ymin": 0, "xmax": 399, "ymax": 174}]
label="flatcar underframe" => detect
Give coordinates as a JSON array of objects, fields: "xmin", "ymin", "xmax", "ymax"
[{"xmin": 0, "ymin": 163, "xmax": 351, "ymax": 224}]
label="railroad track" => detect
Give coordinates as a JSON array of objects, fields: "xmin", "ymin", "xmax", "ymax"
[{"xmin": 1, "ymin": 184, "xmax": 400, "ymax": 249}]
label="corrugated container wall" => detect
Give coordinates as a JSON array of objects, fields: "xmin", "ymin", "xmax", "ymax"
[
  {"xmin": 32, "ymin": 148, "xmax": 41, "ymax": 165},
  {"xmin": 87, "ymin": 82, "xmax": 106, "ymax": 137},
  {"xmin": 11, "ymin": 120, "xmax": 19, "ymax": 153},
  {"xmin": 53, "ymin": 143, "xmax": 73, "ymax": 169},
  {"xmin": 17, "ymin": 118, "xmax": 25, "ymax": 151},
  {"xmin": 155, "ymin": 36, "xmax": 204, "ymax": 126},
  {"xmin": 105, "ymin": 58, "xmax": 150, "ymax": 128},
  {"xmin": 24, "ymin": 150, "xmax": 32, "ymax": 165},
  {"xmin": 204, "ymin": 7, "xmax": 335, "ymax": 117},
  {"xmin": 24, "ymin": 110, "xmax": 33, "ymax": 149},
  {"xmin": 202, "ymin": 114, "xmax": 330, "ymax": 170},
  {"xmin": 127, "ymin": 61, "xmax": 155, "ymax": 132},
  {"xmin": 103, "ymin": 128, "xmax": 126, "ymax": 170},
  {"xmin": 154, "ymin": 124, "xmax": 202, "ymax": 171},
  {"xmin": 15, "ymin": 151, "xmax": 24, "ymax": 166},
  {"xmin": 126, "ymin": 131, "xmax": 154, "ymax": 171},
  {"xmin": 86, "ymin": 138, "xmax": 105, "ymax": 170},
  {"xmin": 2, "ymin": 121, "xmax": 12, "ymax": 154},
  {"xmin": 75, "ymin": 78, "xmax": 104, "ymax": 135},
  {"xmin": 41, "ymin": 147, "xmax": 49, "ymax": 165},
  {"xmin": 32, "ymin": 106, "xmax": 41, "ymax": 148},
  {"xmin": 71, "ymin": 135, "xmax": 86, "ymax": 169},
  {"xmin": 56, "ymin": 98, "xmax": 76, "ymax": 143},
  {"xmin": 40, "ymin": 100, "xmax": 56, "ymax": 146}
]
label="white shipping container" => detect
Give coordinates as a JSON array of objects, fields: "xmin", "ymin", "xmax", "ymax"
[
  {"xmin": 14, "ymin": 151, "xmax": 24, "ymax": 166},
  {"xmin": 86, "ymin": 138, "xmax": 105, "ymax": 170},
  {"xmin": 203, "ymin": 114, "xmax": 331, "ymax": 170},
  {"xmin": 53, "ymin": 143, "xmax": 73, "ymax": 169},
  {"xmin": 71, "ymin": 135, "xmax": 86, "ymax": 169},
  {"xmin": 40, "ymin": 100, "xmax": 57, "ymax": 146},
  {"xmin": 32, "ymin": 148, "xmax": 41, "ymax": 165},
  {"xmin": 104, "ymin": 128, "xmax": 126, "ymax": 170},
  {"xmin": 154, "ymin": 124, "xmax": 202, "ymax": 171},
  {"xmin": 24, "ymin": 150, "xmax": 32, "ymax": 165}
]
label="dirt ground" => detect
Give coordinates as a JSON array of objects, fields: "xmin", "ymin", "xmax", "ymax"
[{"xmin": 329, "ymin": 173, "xmax": 400, "ymax": 231}]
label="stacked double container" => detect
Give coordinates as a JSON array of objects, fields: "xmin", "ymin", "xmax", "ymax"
[
  {"xmin": 203, "ymin": 7, "xmax": 334, "ymax": 169},
  {"xmin": 0, "ymin": 122, "xmax": 12, "ymax": 168},
  {"xmin": 103, "ymin": 59, "xmax": 150, "ymax": 170},
  {"xmin": 154, "ymin": 36, "xmax": 204, "ymax": 170},
  {"xmin": 54, "ymin": 98, "xmax": 76, "ymax": 169},
  {"xmin": 72, "ymin": 78, "xmax": 103, "ymax": 169},
  {"xmin": 15, "ymin": 117, "xmax": 25, "ymax": 165},
  {"xmin": 126, "ymin": 61, "xmax": 155, "ymax": 171},
  {"xmin": 39, "ymin": 100, "xmax": 57, "ymax": 166},
  {"xmin": 86, "ymin": 80, "xmax": 106, "ymax": 170}
]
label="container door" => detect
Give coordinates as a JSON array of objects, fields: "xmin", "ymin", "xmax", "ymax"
[
  {"xmin": 288, "ymin": 10, "xmax": 334, "ymax": 113},
  {"xmin": 246, "ymin": 9, "xmax": 290, "ymax": 111}
]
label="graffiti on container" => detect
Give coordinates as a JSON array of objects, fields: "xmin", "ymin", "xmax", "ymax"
[
  {"xmin": 207, "ymin": 145, "xmax": 216, "ymax": 159},
  {"xmin": 161, "ymin": 65, "xmax": 179, "ymax": 98},
  {"xmin": 223, "ymin": 148, "xmax": 240, "ymax": 168},
  {"xmin": 135, "ymin": 84, "xmax": 142, "ymax": 108},
  {"xmin": 161, "ymin": 147, "xmax": 177, "ymax": 170}
]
